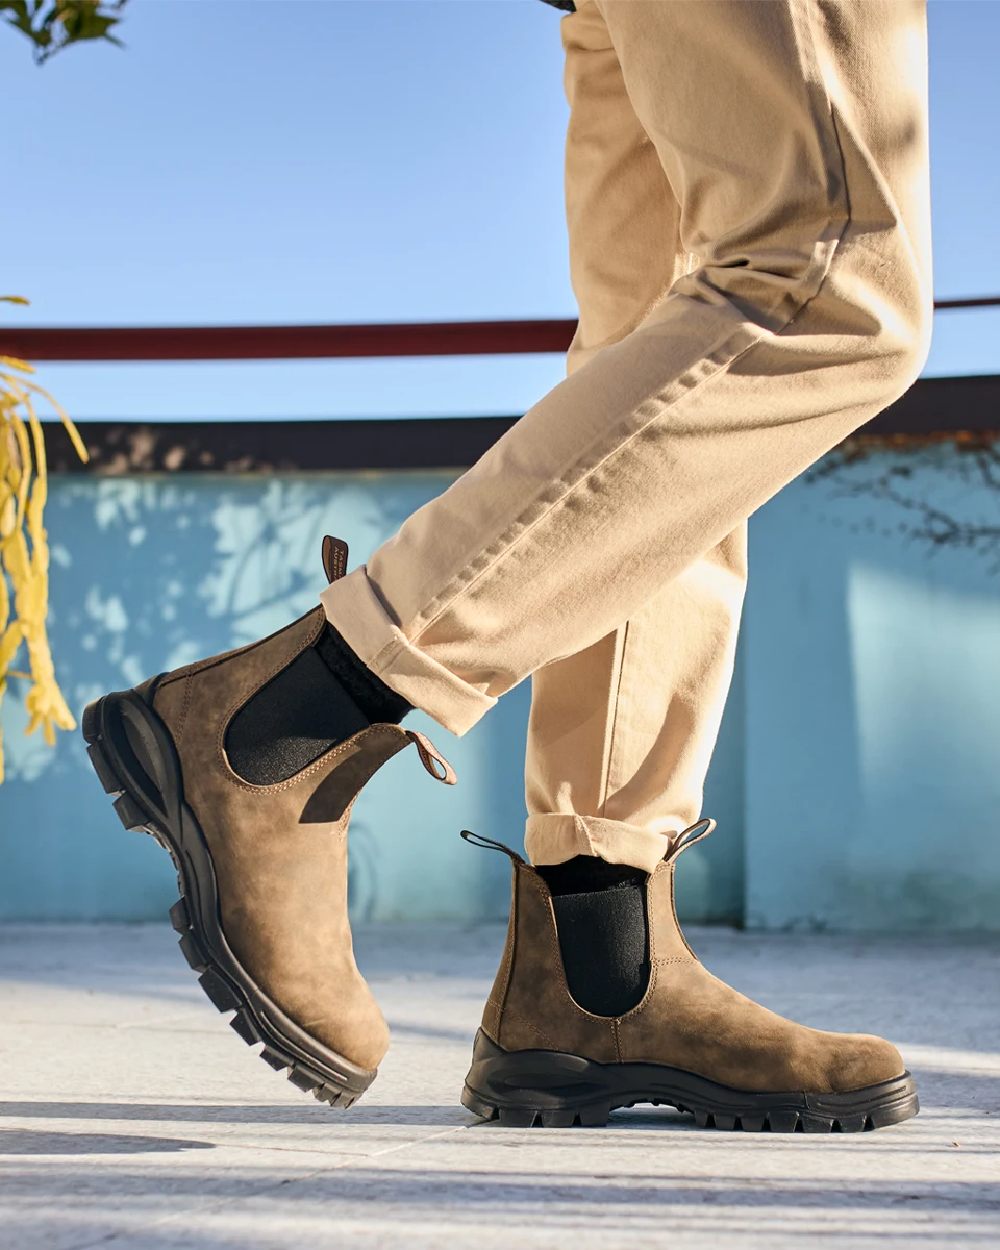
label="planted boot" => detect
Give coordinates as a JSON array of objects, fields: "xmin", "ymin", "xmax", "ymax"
[
  {"xmin": 461, "ymin": 824, "xmax": 918, "ymax": 1132},
  {"xmin": 82, "ymin": 536, "xmax": 455, "ymax": 1107}
]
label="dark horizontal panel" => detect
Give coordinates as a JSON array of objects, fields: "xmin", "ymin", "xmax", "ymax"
[
  {"xmin": 39, "ymin": 416, "xmax": 521, "ymax": 474},
  {"xmin": 38, "ymin": 374, "xmax": 999, "ymax": 475},
  {"xmin": 868, "ymin": 373, "xmax": 1000, "ymax": 435}
]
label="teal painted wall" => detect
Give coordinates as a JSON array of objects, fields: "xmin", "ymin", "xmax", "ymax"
[
  {"xmin": 0, "ymin": 470, "xmax": 744, "ymax": 926},
  {"xmin": 2, "ymin": 442, "xmax": 997, "ymax": 930},
  {"xmin": 745, "ymin": 441, "xmax": 1000, "ymax": 930}
]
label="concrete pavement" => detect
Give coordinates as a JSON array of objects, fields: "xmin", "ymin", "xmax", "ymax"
[{"xmin": 1, "ymin": 922, "xmax": 998, "ymax": 1249}]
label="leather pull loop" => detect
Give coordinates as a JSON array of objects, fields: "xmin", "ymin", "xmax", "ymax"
[
  {"xmin": 406, "ymin": 729, "xmax": 457, "ymax": 785},
  {"xmin": 322, "ymin": 534, "xmax": 349, "ymax": 583},
  {"xmin": 459, "ymin": 828, "xmax": 526, "ymax": 865},
  {"xmin": 663, "ymin": 817, "xmax": 717, "ymax": 864}
]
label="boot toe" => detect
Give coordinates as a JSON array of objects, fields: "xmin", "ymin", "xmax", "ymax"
[
  {"xmin": 824, "ymin": 1032, "xmax": 906, "ymax": 1093},
  {"xmin": 310, "ymin": 994, "xmax": 391, "ymax": 1074}
]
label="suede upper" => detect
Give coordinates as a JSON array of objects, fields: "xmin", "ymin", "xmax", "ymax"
[
  {"xmin": 152, "ymin": 606, "xmax": 431, "ymax": 1072},
  {"xmin": 484, "ymin": 854, "xmax": 905, "ymax": 1095}
]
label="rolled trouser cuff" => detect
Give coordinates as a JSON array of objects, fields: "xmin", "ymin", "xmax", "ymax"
[
  {"xmin": 525, "ymin": 813, "xmax": 678, "ymax": 874},
  {"xmin": 320, "ymin": 564, "xmax": 496, "ymax": 737}
]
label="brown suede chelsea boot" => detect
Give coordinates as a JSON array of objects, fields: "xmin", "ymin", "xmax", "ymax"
[
  {"xmin": 460, "ymin": 825, "xmax": 919, "ymax": 1133},
  {"xmin": 82, "ymin": 536, "xmax": 456, "ymax": 1108}
]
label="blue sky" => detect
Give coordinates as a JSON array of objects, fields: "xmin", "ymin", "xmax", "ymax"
[{"xmin": 5, "ymin": 0, "xmax": 998, "ymax": 421}]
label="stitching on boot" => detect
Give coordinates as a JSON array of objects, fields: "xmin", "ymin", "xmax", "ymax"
[
  {"xmin": 174, "ymin": 675, "xmax": 193, "ymax": 744},
  {"xmin": 157, "ymin": 647, "xmax": 250, "ymax": 689},
  {"xmin": 665, "ymin": 861, "xmax": 699, "ymax": 960},
  {"xmin": 621, "ymin": 957, "xmax": 659, "ymax": 1024},
  {"xmin": 220, "ymin": 722, "xmax": 404, "ymax": 796},
  {"xmin": 534, "ymin": 875, "xmax": 579, "ymax": 1008},
  {"xmin": 503, "ymin": 1008, "xmax": 556, "ymax": 1050},
  {"xmin": 495, "ymin": 925, "xmax": 514, "ymax": 1016},
  {"xmin": 616, "ymin": 887, "xmax": 664, "ymax": 1025},
  {"xmin": 491, "ymin": 869, "xmax": 518, "ymax": 1036},
  {"xmin": 616, "ymin": 876, "xmax": 696, "ymax": 1029},
  {"xmin": 529, "ymin": 872, "xmax": 629, "ymax": 1028},
  {"xmin": 483, "ymin": 995, "xmax": 503, "ymax": 1035},
  {"xmin": 219, "ymin": 608, "xmax": 326, "ymax": 736}
]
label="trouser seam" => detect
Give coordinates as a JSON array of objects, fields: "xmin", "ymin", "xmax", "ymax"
[{"xmin": 599, "ymin": 619, "xmax": 630, "ymax": 820}]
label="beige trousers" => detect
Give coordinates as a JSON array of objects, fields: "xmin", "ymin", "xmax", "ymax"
[{"xmin": 322, "ymin": 0, "xmax": 933, "ymax": 873}]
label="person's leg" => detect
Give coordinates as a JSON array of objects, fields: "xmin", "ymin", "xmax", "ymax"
[
  {"xmin": 457, "ymin": 0, "xmax": 929, "ymax": 1132},
  {"xmin": 323, "ymin": 0, "xmax": 933, "ymax": 841},
  {"xmin": 523, "ymin": 0, "xmax": 747, "ymax": 874}
]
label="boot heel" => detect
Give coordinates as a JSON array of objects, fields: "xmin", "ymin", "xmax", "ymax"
[
  {"xmin": 462, "ymin": 1028, "xmax": 615, "ymax": 1128},
  {"xmin": 82, "ymin": 687, "xmax": 182, "ymax": 838}
]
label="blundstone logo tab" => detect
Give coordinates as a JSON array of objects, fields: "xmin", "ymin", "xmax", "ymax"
[{"xmin": 322, "ymin": 535, "xmax": 349, "ymax": 582}]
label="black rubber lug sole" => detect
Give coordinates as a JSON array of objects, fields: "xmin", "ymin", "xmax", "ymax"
[
  {"xmin": 462, "ymin": 1029, "xmax": 919, "ymax": 1133},
  {"xmin": 82, "ymin": 690, "xmax": 374, "ymax": 1110}
]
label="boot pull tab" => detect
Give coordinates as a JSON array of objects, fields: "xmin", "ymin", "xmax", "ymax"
[
  {"xmin": 406, "ymin": 729, "xmax": 457, "ymax": 785},
  {"xmin": 663, "ymin": 817, "xmax": 716, "ymax": 864},
  {"xmin": 322, "ymin": 535, "xmax": 349, "ymax": 583},
  {"xmin": 459, "ymin": 829, "xmax": 526, "ymax": 865}
]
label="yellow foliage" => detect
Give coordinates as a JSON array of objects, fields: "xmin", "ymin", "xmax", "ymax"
[{"xmin": 0, "ymin": 296, "xmax": 88, "ymax": 782}]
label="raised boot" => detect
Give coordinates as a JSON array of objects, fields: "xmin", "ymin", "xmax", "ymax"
[
  {"xmin": 82, "ymin": 536, "xmax": 456, "ymax": 1107},
  {"xmin": 461, "ymin": 825, "xmax": 918, "ymax": 1133}
]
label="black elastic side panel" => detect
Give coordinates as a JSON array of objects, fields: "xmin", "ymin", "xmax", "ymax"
[
  {"xmin": 538, "ymin": 857, "xmax": 650, "ymax": 1017},
  {"xmin": 225, "ymin": 645, "xmax": 371, "ymax": 785}
]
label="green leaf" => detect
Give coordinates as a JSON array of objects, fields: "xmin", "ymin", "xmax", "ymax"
[{"xmin": 5, "ymin": 0, "xmax": 130, "ymax": 60}]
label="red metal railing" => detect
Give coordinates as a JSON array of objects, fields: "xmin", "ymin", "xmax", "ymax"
[
  {"xmin": 0, "ymin": 319, "xmax": 575, "ymax": 362},
  {"xmin": 2, "ymin": 298, "xmax": 998, "ymax": 363}
]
